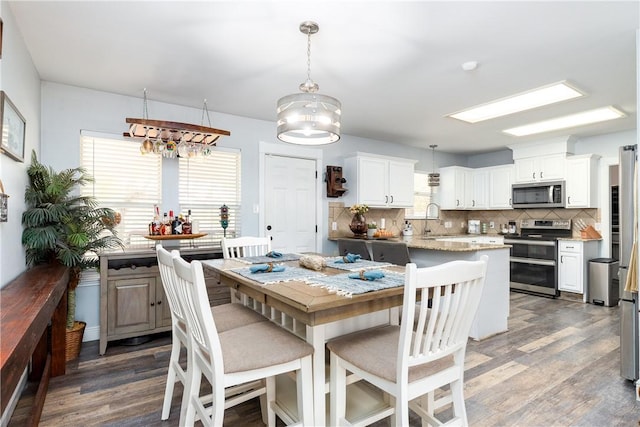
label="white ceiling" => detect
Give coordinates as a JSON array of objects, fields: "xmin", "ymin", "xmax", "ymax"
[{"xmin": 8, "ymin": 1, "xmax": 639, "ymax": 154}]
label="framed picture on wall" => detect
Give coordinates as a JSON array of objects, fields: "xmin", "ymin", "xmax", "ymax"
[{"xmin": 1, "ymin": 91, "xmax": 26, "ymax": 163}]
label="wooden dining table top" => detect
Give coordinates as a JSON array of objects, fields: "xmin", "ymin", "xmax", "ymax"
[{"xmin": 202, "ymin": 257, "xmax": 407, "ymax": 326}]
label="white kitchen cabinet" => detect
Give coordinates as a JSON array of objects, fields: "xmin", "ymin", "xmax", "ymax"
[
  {"xmin": 343, "ymin": 154, "xmax": 416, "ymax": 208},
  {"xmin": 439, "ymin": 166, "xmax": 472, "ymax": 209},
  {"xmin": 488, "ymin": 165, "xmax": 514, "ymax": 209},
  {"xmin": 471, "ymin": 169, "xmax": 489, "ymax": 209},
  {"xmin": 558, "ymin": 240, "xmax": 599, "ymax": 298},
  {"xmin": 514, "ymin": 154, "xmax": 565, "ymax": 183},
  {"xmin": 565, "ymin": 154, "xmax": 600, "ymax": 208}
]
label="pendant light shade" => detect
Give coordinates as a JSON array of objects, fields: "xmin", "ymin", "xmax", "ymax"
[{"xmin": 277, "ymin": 21, "xmax": 341, "ymax": 145}]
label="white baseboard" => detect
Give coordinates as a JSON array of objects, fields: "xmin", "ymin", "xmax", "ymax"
[{"xmin": 83, "ymin": 325, "xmax": 100, "ymax": 342}]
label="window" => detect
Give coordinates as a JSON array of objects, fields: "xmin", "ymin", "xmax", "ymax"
[
  {"xmin": 80, "ymin": 133, "xmax": 162, "ymax": 247},
  {"xmin": 178, "ymin": 148, "xmax": 241, "ymax": 246},
  {"xmin": 405, "ymin": 171, "xmax": 437, "ymax": 219}
]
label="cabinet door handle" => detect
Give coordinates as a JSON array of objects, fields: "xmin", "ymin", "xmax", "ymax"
[
  {"xmin": 540, "ymin": 171, "xmax": 544, "ymax": 179},
  {"xmin": 533, "ymin": 172, "xmax": 536, "ymax": 180},
  {"xmin": 150, "ymin": 302, "xmax": 155, "ymax": 306},
  {"xmin": 456, "ymin": 199, "xmax": 460, "ymax": 206},
  {"xmin": 157, "ymin": 301, "xmax": 162, "ymax": 305},
  {"xmin": 390, "ymin": 195, "xmax": 394, "ymax": 204},
  {"xmin": 560, "ymin": 255, "xmax": 563, "ymax": 263},
  {"xmin": 568, "ymin": 196, "xmax": 571, "ymax": 205},
  {"xmin": 472, "ymin": 200, "xmax": 475, "ymax": 207},
  {"xmin": 385, "ymin": 195, "xmax": 389, "ymax": 203}
]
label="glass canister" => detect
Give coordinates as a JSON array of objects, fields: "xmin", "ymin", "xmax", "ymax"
[{"xmin": 481, "ymin": 222, "xmax": 488, "ymax": 234}]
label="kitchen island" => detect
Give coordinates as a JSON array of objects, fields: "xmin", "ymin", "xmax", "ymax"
[
  {"xmin": 406, "ymin": 237, "xmax": 510, "ymax": 340},
  {"xmin": 333, "ymin": 235, "xmax": 511, "ymax": 340}
]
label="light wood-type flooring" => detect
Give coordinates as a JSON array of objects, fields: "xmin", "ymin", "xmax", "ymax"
[{"xmin": 10, "ymin": 292, "xmax": 640, "ymax": 426}]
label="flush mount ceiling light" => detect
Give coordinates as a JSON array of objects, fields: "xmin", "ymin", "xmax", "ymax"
[
  {"xmin": 447, "ymin": 81, "xmax": 584, "ymax": 123},
  {"xmin": 276, "ymin": 21, "xmax": 341, "ymax": 145},
  {"xmin": 503, "ymin": 106, "xmax": 626, "ymax": 136}
]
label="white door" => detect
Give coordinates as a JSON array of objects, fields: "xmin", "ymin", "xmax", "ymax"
[{"xmin": 264, "ymin": 155, "xmax": 317, "ymax": 253}]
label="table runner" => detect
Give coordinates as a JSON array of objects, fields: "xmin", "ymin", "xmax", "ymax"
[
  {"xmin": 230, "ymin": 265, "xmax": 325, "ymax": 285},
  {"xmin": 306, "ymin": 270, "xmax": 405, "ymax": 297},
  {"xmin": 326, "ymin": 257, "xmax": 392, "ymax": 271},
  {"xmin": 234, "ymin": 253, "xmax": 303, "ymax": 264}
]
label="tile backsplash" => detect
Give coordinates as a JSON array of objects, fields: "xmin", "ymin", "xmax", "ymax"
[{"xmin": 328, "ymin": 202, "xmax": 599, "ymax": 238}]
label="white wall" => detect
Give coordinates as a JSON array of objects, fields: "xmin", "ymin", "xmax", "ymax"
[{"xmin": 0, "ymin": 3, "xmax": 41, "ymax": 287}]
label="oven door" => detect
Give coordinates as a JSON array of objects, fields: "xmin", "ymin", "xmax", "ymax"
[
  {"xmin": 509, "ymin": 257, "xmax": 558, "ymax": 296},
  {"xmin": 506, "ymin": 239, "xmax": 556, "ymax": 260}
]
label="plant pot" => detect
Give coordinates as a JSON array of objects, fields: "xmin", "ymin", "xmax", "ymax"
[
  {"xmin": 349, "ymin": 213, "xmax": 367, "ymax": 236},
  {"xmin": 66, "ymin": 321, "xmax": 86, "ymax": 362},
  {"xmin": 367, "ymin": 228, "xmax": 377, "ymax": 238}
]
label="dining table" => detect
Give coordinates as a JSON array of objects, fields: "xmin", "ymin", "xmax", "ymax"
[{"xmin": 201, "ymin": 254, "xmax": 408, "ymax": 426}]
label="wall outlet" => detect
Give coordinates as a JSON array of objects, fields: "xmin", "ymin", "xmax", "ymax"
[
  {"xmin": 461, "ymin": 222, "xmax": 466, "ymax": 228},
  {"xmin": 445, "ymin": 221, "xmax": 452, "ymax": 229},
  {"xmin": 594, "ymin": 222, "xmax": 602, "ymax": 231},
  {"xmin": 489, "ymin": 221, "xmax": 495, "ymax": 229},
  {"xmin": 332, "ymin": 221, "xmax": 337, "ymax": 231}
]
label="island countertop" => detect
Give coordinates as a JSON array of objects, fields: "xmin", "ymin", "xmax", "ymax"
[{"xmin": 330, "ymin": 235, "xmax": 510, "ymax": 252}]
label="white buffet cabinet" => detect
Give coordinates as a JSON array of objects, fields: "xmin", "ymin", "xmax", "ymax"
[{"xmin": 343, "ymin": 153, "xmax": 416, "ymax": 208}]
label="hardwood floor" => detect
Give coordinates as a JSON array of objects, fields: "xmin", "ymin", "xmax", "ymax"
[{"xmin": 12, "ymin": 292, "xmax": 640, "ymax": 426}]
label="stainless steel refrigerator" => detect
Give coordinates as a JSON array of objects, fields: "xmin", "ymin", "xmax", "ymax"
[{"xmin": 619, "ymin": 144, "xmax": 638, "ymax": 381}]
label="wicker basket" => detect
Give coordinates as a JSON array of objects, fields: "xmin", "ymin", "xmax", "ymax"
[{"xmin": 65, "ymin": 321, "xmax": 86, "ymax": 362}]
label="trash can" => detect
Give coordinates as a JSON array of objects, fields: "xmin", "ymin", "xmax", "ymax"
[{"xmin": 588, "ymin": 258, "xmax": 619, "ymax": 306}]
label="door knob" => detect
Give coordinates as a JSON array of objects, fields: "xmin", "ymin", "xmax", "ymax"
[{"xmin": 267, "ymin": 225, "xmax": 272, "ymax": 231}]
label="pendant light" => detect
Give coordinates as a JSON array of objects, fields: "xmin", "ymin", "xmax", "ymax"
[
  {"xmin": 428, "ymin": 144, "xmax": 440, "ymax": 186},
  {"xmin": 276, "ymin": 21, "xmax": 342, "ymax": 145}
]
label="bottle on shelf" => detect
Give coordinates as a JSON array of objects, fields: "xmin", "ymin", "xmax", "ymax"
[
  {"xmin": 182, "ymin": 209, "xmax": 192, "ymax": 235},
  {"xmin": 171, "ymin": 213, "xmax": 182, "ymax": 235},
  {"xmin": 150, "ymin": 204, "xmax": 161, "ymax": 235},
  {"xmin": 162, "ymin": 211, "xmax": 171, "ymax": 235}
]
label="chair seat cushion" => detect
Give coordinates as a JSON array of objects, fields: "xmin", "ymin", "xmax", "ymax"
[
  {"xmin": 212, "ymin": 303, "xmax": 267, "ymax": 332},
  {"xmin": 219, "ymin": 322, "xmax": 313, "ymax": 373},
  {"xmin": 327, "ymin": 325, "xmax": 454, "ymax": 383}
]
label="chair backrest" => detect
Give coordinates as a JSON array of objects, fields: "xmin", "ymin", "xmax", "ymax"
[
  {"xmin": 398, "ymin": 255, "xmax": 488, "ymax": 376},
  {"xmin": 221, "ymin": 236, "xmax": 271, "ymax": 259},
  {"xmin": 172, "ymin": 255, "xmax": 226, "ymax": 382},
  {"xmin": 370, "ymin": 241, "xmax": 411, "ymax": 265},
  {"xmin": 156, "ymin": 244, "xmax": 187, "ymax": 325},
  {"xmin": 336, "ymin": 238, "xmax": 371, "ymax": 260}
]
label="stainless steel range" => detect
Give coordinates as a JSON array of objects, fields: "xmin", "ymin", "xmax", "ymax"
[{"xmin": 504, "ymin": 219, "xmax": 572, "ymax": 297}]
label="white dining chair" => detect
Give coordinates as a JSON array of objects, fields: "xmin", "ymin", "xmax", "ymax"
[
  {"xmin": 328, "ymin": 255, "xmax": 488, "ymax": 427},
  {"xmin": 221, "ymin": 236, "xmax": 272, "ymax": 259},
  {"xmin": 221, "ymin": 236, "xmax": 272, "ymax": 304},
  {"xmin": 156, "ymin": 245, "xmax": 267, "ymax": 422},
  {"xmin": 172, "ymin": 254, "xmax": 315, "ymax": 427}
]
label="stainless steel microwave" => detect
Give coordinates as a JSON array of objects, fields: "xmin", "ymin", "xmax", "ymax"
[{"xmin": 512, "ymin": 181, "xmax": 565, "ymax": 208}]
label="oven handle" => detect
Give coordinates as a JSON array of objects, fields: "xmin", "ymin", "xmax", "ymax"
[
  {"xmin": 504, "ymin": 239, "xmax": 556, "ymax": 247},
  {"xmin": 510, "ymin": 256, "xmax": 556, "ymax": 266}
]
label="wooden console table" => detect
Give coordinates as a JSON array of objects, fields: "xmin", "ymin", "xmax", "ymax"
[{"xmin": 0, "ymin": 264, "xmax": 69, "ymax": 426}]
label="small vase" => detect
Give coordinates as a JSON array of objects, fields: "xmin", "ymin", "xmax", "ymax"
[{"xmin": 349, "ymin": 213, "xmax": 367, "ymax": 236}]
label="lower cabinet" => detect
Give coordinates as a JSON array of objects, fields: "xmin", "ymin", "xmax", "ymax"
[
  {"xmin": 558, "ymin": 240, "xmax": 599, "ymax": 297},
  {"xmin": 99, "ymin": 249, "xmax": 225, "ymax": 355}
]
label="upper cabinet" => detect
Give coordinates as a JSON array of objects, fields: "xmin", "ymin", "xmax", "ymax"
[
  {"xmin": 565, "ymin": 154, "xmax": 600, "ymax": 208},
  {"xmin": 513, "ymin": 153, "xmax": 565, "ymax": 183},
  {"xmin": 439, "ymin": 166, "xmax": 471, "ymax": 209},
  {"xmin": 343, "ymin": 153, "xmax": 416, "ymax": 208},
  {"xmin": 488, "ymin": 165, "xmax": 514, "ymax": 209},
  {"xmin": 440, "ymin": 165, "xmax": 514, "ymax": 210}
]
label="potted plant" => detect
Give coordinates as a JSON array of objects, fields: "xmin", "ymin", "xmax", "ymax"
[
  {"xmin": 21, "ymin": 151, "xmax": 122, "ymax": 360},
  {"xmin": 367, "ymin": 222, "xmax": 378, "ymax": 239}
]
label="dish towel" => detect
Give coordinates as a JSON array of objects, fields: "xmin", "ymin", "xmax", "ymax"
[
  {"xmin": 249, "ymin": 263, "xmax": 285, "ymax": 273},
  {"xmin": 348, "ymin": 270, "xmax": 385, "ymax": 281},
  {"xmin": 335, "ymin": 253, "xmax": 362, "ymax": 263},
  {"xmin": 265, "ymin": 251, "xmax": 283, "ymax": 258}
]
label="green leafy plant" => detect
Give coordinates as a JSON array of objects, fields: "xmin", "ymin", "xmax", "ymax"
[
  {"xmin": 367, "ymin": 222, "xmax": 378, "ymax": 229},
  {"xmin": 21, "ymin": 150, "xmax": 123, "ymax": 328}
]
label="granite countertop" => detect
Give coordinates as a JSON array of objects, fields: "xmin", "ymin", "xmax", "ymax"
[
  {"xmin": 556, "ymin": 237, "xmax": 603, "ymax": 242},
  {"xmin": 329, "ymin": 234, "xmax": 510, "ymax": 252},
  {"xmin": 404, "ymin": 237, "xmax": 510, "ymax": 252}
]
